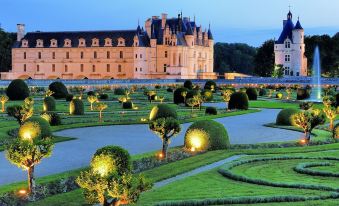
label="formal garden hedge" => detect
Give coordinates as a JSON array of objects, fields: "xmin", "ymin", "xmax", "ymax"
[
  {"xmin": 70, "ymin": 99, "xmax": 84, "ymax": 115},
  {"xmin": 246, "ymin": 88, "xmax": 258, "ymax": 100},
  {"xmin": 43, "ymin": 96, "xmax": 56, "ymax": 111},
  {"xmin": 184, "ymin": 120, "xmax": 230, "ymax": 151},
  {"xmin": 6, "ymin": 79, "xmax": 30, "ymax": 100},
  {"xmin": 297, "ymin": 88, "xmax": 310, "ymax": 100},
  {"xmin": 149, "ymin": 104, "xmax": 177, "ymax": 121},
  {"xmin": 122, "ymin": 101, "xmax": 133, "ymax": 109},
  {"xmin": 23, "ymin": 116, "xmax": 52, "ymax": 138},
  {"xmin": 228, "ymin": 92, "xmax": 249, "ymax": 110},
  {"xmin": 114, "ymin": 88, "xmax": 125, "ymax": 95},
  {"xmin": 173, "ymin": 87, "xmax": 189, "ymax": 104},
  {"xmin": 205, "ymin": 107, "xmax": 217, "ymax": 115},
  {"xmin": 276, "ymin": 108, "xmax": 299, "ymax": 126},
  {"xmin": 93, "ymin": 146, "xmax": 131, "ymax": 173},
  {"xmin": 65, "ymin": 94, "xmax": 74, "ymax": 102},
  {"xmin": 201, "ymin": 90, "xmax": 213, "ymax": 101},
  {"xmin": 258, "ymin": 88, "xmax": 267, "ymax": 96},
  {"xmin": 49, "ymin": 82, "xmax": 68, "ymax": 99},
  {"xmin": 204, "ymin": 80, "xmax": 217, "ymax": 91},
  {"xmin": 183, "ymin": 80, "xmax": 193, "ymax": 90}
]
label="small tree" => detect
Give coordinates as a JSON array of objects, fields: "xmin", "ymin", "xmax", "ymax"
[
  {"xmin": 87, "ymin": 95, "xmax": 98, "ymax": 111},
  {"xmin": 6, "ymin": 121, "xmax": 54, "ymax": 197},
  {"xmin": 149, "ymin": 117, "xmax": 181, "ymax": 158},
  {"xmin": 181, "ymin": 91, "xmax": 188, "ymax": 103},
  {"xmin": 272, "ymin": 64, "xmax": 284, "ymax": 78},
  {"xmin": 285, "ymin": 88, "xmax": 292, "ymax": 100},
  {"xmin": 186, "ymin": 98, "xmax": 199, "ymax": 113},
  {"xmin": 193, "ymin": 94, "xmax": 205, "ymax": 111},
  {"xmin": 323, "ymin": 96, "xmax": 335, "ymax": 108},
  {"xmin": 94, "ymin": 102, "xmax": 108, "ymax": 122},
  {"xmin": 158, "ymin": 96, "xmax": 165, "ymax": 103},
  {"xmin": 147, "ymin": 91, "xmax": 156, "ymax": 103},
  {"xmin": 293, "ymin": 109, "xmax": 326, "ymax": 141},
  {"xmin": 45, "ymin": 89, "xmax": 54, "ymax": 97},
  {"xmin": 124, "ymin": 90, "xmax": 131, "ymax": 99},
  {"xmin": 299, "ymin": 102, "xmax": 313, "ymax": 110},
  {"xmin": 222, "ymin": 89, "xmax": 233, "ymax": 110},
  {"xmin": 268, "ymin": 89, "xmax": 274, "ymax": 98},
  {"xmin": 0, "ymin": 95, "xmax": 9, "ymax": 112},
  {"xmin": 323, "ymin": 106, "xmax": 337, "ymax": 130},
  {"xmin": 7, "ymin": 97, "xmax": 34, "ymax": 125}
]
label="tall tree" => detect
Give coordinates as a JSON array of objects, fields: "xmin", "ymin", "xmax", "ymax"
[
  {"xmin": 0, "ymin": 28, "xmax": 16, "ymax": 72},
  {"xmin": 254, "ymin": 40, "xmax": 275, "ymax": 77}
]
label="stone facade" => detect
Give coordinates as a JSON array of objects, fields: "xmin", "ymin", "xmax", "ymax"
[
  {"xmin": 274, "ymin": 10, "xmax": 308, "ymax": 77},
  {"xmin": 1, "ymin": 13, "xmax": 216, "ymax": 80}
]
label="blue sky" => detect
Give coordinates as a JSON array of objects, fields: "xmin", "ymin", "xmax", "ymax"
[{"xmin": 1, "ymin": 0, "xmax": 338, "ymax": 46}]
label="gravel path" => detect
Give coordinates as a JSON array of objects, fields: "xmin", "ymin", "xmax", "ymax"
[{"xmin": 0, "ymin": 106, "xmax": 301, "ymax": 185}]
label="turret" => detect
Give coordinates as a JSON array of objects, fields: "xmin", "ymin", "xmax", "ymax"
[
  {"xmin": 150, "ymin": 26, "xmax": 157, "ymax": 48},
  {"xmin": 17, "ymin": 24, "xmax": 25, "ymax": 41},
  {"xmin": 185, "ymin": 22, "xmax": 194, "ymax": 47},
  {"xmin": 161, "ymin": 13, "xmax": 167, "ymax": 29},
  {"xmin": 292, "ymin": 18, "xmax": 304, "ymax": 44}
]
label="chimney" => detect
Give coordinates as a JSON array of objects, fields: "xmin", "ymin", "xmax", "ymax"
[
  {"xmin": 17, "ymin": 24, "xmax": 25, "ymax": 41},
  {"xmin": 161, "ymin": 13, "xmax": 167, "ymax": 29}
]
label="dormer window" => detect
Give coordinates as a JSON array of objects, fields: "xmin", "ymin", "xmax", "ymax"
[
  {"xmin": 133, "ymin": 35, "xmax": 139, "ymax": 47},
  {"xmin": 22, "ymin": 40, "xmax": 28, "ymax": 47},
  {"xmin": 117, "ymin": 37, "xmax": 125, "ymax": 47},
  {"xmin": 104, "ymin": 38, "xmax": 112, "ymax": 47},
  {"xmin": 92, "ymin": 38, "xmax": 99, "ymax": 47},
  {"xmin": 36, "ymin": 39, "xmax": 43, "ymax": 48},
  {"xmin": 79, "ymin": 38, "xmax": 86, "ymax": 47},
  {"xmin": 64, "ymin": 39, "xmax": 71, "ymax": 47},
  {"xmin": 50, "ymin": 39, "xmax": 57, "ymax": 47}
]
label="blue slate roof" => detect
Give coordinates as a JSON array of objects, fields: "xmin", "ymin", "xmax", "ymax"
[
  {"xmin": 276, "ymin": 18, "xmax": 294, "ymax": 44},
  {"xmin": 294, "ymin": 20, "xmax": 303, "ymax": 30}
]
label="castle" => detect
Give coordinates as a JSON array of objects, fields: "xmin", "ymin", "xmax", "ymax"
[
  {"xmin": 1, "ymin": 13, "xmax": 216, "ymax": 80},
  {"xmin": 274, "ymin": 10, "xmax": 308, "ymax": 77}
]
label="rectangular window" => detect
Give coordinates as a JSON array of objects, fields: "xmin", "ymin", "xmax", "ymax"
[
  {"xmin": 135, "ymin": 67, "xmax": 138, "ymax": 72},
  {"xmin": 52, "ymin": 64, "xmax": 55, "ymax": 72},
  {"xmin": 107, "ymin": 64, "xmax": 110, "ymax": 72},
  {"xmin": 135, "ymin": 54, "xmax": 138, "ymax": 59},
  {"xmin": 118, "ymin": 65, "xmax": 122, "ymax": 72},
  {"xmin": 140, "ymin": 68, "xmax": 142, "ymax": 72},
  {"xmin": 24, "ymin": 52, "xmax": 26, "ymax": 59},
  {"xmin": 92, "ymin": 65, "xmax": 96, "ymax": 72},
  {"xmin": 37, "ymin": 65, "xmax": 40, "ymax": 72},
  {"xmin": 52, "ymin": 52, "xmax": 56, "ymax": 59},
  {"xmin": 66, "ymin": 52, "xmax": 70, "ymax": 59},
  {"xmin": 24, "ymin": 64, "xmax": 26, "ymax": 72},
  {"xmin": 94, "ymin": 51, "xmax": 97, "ymax": 59},
  {"xmin": 80, "ymin": 64, "xmax": 84, "ymax": 72},
  {"xmin": 120, "ymin": 51, "xmax": 123, "ymax": 59},
  {"xmin": 140, "ymin": 54, "xmax": 142, "ymax": 58},
  {"xmin": 285, "ymin": 41, "xmax": 291, "ymax": 49},
  {"xmin": 38, "ymin": 52, "xmax": 41, "ymax": 59},
  {"xmin": 80, "ymin": 52, "xmax": 84, "ymax": 59},
  {"xmin": 107, "ymin": 51, "xmax": 110, "ymax": 59},
  {"xmin": 65, "ymin": 65, "xmax": 68, "ymax": 72},
  {"xmin": 165, "ymin": 51, "xmax": 168, "ymax": 58},
  {"xmin": 285, "ymin": 54, "xmax": 290, "ymax": 62},
  {"xmin": 164, "ymin": 64, "xmax": 167, "ymax": 72}
]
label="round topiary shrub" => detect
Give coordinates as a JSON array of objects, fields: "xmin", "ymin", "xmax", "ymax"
[
  {"xmin": 186, "ymin": 89, "xmax": 200, "ymax": 100},
  {"xmin": 65, "ymin": 94, "xmax": 74, "ymax": 102},
  {"xmin": 6, "ymin": 79, "xmax": 30, "ymax": 100},
  {"xmin": 205, "ymin": 107, "xmax": 217, "ymax": 115},
  {"xmin": 93, "ymin": 146, "xmax": 131, "ymax": 174},
  {"xmin": 122, "ymin": 101, "xmax": 133, "ymax": 109},
  {"xmin": 48, "ymin": 112, "xmax": 62, "ymax": 126},
  {"xmin": 276, "ymin": 93, "xmax": 283, "ymax": 99},
  {"xmin": 276, "ymin": 108, "xmax": 300, "ymax": 126},
  {"xmin": 87, "ymin": 91, "xmax": 95, "ymax": 96},
  {"xmin": 49, "ymin": 82, "xmax": 68, "ymax": 99},
  {"xmin": 246, "ymin": 88, "xmax": 258, "ymax": 100},
  {"xmin": 259, "ymin": 88, "xmax": 267, "ymax": 96},
  {"xmin": 173, "ymin": 87, "xmax": 189, "ymax": 104},
  {"xmin": 43, "ymin": 96, "xmax": 56, "ymax": 111},
  {"xmin": 70, "ymin": 99, "xmax": 84, "ymax": 115},
  {"xmin": 184, "ymin": 120, "xmax": 230, "ymax": 151},
  {"xmin": 149, "ymin": 104, "xmax": 177, "ymax": 121},
  {"xmin": 228, "ymin": 92, "xmax": 249, "ymax": 110},
  {"xmin": 167, "ymin": 87, "xmax": 173, "ymax": 93},
  {"xmin": 99, "ymin": 93, "xmax": 108, "ymax": 100},
  {"xmin": 297, "ymin": 88, "xmax": 310, "ymax": 100},
  {"xmin": 204, "ymin": 80, "xmax": 217, "ymax": 91},
  {"xmin": 114, "ymin": 88, "xmax": 125, "ymax": 95},
  {"xmin": 333, "ymin": 123, "xmax": 339, "ymax": 139},
  {"xmin": 201, "ymin": 90, "xmax": 213, "ymax": 102},
  {"xmin": 183, "ymin": 80, "xmax": 193, "ymax": 90},
  {"xmin": 24, "ymin": 116, "xmax": 52, "ymax": 138}
]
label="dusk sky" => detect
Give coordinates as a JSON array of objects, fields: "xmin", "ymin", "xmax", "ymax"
[{"xmin": 1, "ymin": 0, "xmax": 339, "ymax": 46}]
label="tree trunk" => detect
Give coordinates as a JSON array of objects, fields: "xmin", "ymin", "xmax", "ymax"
[
  {"xmin": 1, "ymin": 102, "xmax": 4, "ymax": 112},
  {"xmin": 162, "ymin": 138, "xmax": 169, "ymax": 158},
  {"xmin": 27, "ymin": 166, "xmax": 35, "ymax": 196},
  {"xmin": 329, "ymin": 120, "xmax": 333, "ymax": 131},
  {"xmin": 99, "ymin": 111, "xmax": 102, "ymax": 122},
  {"xmin": 91, "ymin": 103, "xmax": 93, "ymax": 111},
  {"xmin": 305, "ymin": 131, "xmax": 311, "ymax": 141}
]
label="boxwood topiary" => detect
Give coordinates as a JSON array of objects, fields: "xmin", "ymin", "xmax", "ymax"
[
  {"xmin": 43, "ymin": 96, "xmax": 56, "ymax": 111},
  {"xmin": 122, "ymin": 101, "xmax": 133, "ymax": 109},
  {"xmin": 173, "ymin": 87, "xmax": 189, "ymax": 104},
  {"xmin": 297, "ymin": 88, "xmax": 310, "ymax": 100},
  {"xmin": 93, "ymin": 146, "xmax": 131, "ymax": 174},
  {"xmin": 183, "ymin": 80, "xmax": 193, "ymax": 90},
  {"xmin": 228, "ymin": 92, "xmax": 249, "ymax": 110},
  {"xmin": 48, "ymin": 112, "xmax": 62, "ymax": 126},
  {"xmin": 6, "ymin": 79, "xmax": 30, "ymax": 100},
  {"xmin": 149, "ymin": 104, "xmax": 177, "ymax": 121},
  {"xmin": 205, "ymin": 107, "xmax": 217, "ymax": 115},
  {"xmin": 201, "ymin": 90, "xmax": 213, "ymax": 102},
  {"xmin": 65, "ymin": 94, "xmax": 74, "ymax": 102},
  {"xmin": 70, "ymin": 99, "xmax": 84, "ymax": 115},
  {"xmin": 24, "ymin": 116, "xmax": 52, "ymax": 138},
  {"xmin": 259, "ymin": 88, "xmax": 267, "ymax": 96},
  {"xmin": 204, "ymin": 80, "xmax": 217, "ymax": 91},
  {"xmin": 87, "ymin": 91, "xmax": 95, "ymax": 96},
  {"xmin": 276, "ymin": 93, "xmax": 283, "ymax": 99},
  {"xmin": 114, "ymin": 88, "xmax": 125, "ymax": 95},
  {"xmin": 49, "ymin": 81, "xmax": 68, "ymax": 99},
  {"xmin": 184, "ymin": 120, "xmax": 230, "ymax": 151},
  {"xmin": 246, "ymin": 88, "xmax": 258, "ymax": 100},
  {"xmin": 276, "ymin": 108, "xmax": 300, "ymax": 126},
  {"xmin": 333, "ymin": 123, "xmax": 339, "ymax": 139},
  {"xmin": 99, "ymin": 93, "xmax": 108, "ymax": 100}
]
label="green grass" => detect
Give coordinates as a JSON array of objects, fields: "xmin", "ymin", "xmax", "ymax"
[{"xmin": 249, "ymin": 100, "xmax": 299, "ymax": 109}]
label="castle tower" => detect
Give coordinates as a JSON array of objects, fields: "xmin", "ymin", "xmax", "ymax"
[{"xmin": 274, "ymin": 10, "xmax": 308, "ymax": 77}]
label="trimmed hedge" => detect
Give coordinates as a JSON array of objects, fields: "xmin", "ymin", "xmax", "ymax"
[
  {"xmin": 6, "ymin": 79, "xmax": 30, "ymax": 100},
  {"xmin": 93, "ymin": 146, "xmax": 131, "ymax": 174},
  {"xmin": 205, "ymin": 107, "xmax": 217, "ymax": 115},
  {"xmin": 49, "ymin": 82, "xmax": 68, "ymax": 99},
  {"xmin": 24, "ymin": 116, "xmax": 52, "ymax": 138},
  {"xmin": 173, "ymin": 87, "xmax": 189, "ymax": 104},
  {"xmin": 297, "ymin": 88, "xmax": 310, "ymax": 100},
  {"xmin": 258, "ymin": 88, "xmax": 267, "ymax": 96},
  {"xmin": 114, "ymin": 88, "xmax": 125, "ymax": 95},
  {"xmin": 43, "ymin": 96, "xmax": 56, "ymax": 111},
  {"xmin": 276, "ymin": 108, "xmax": 299, "ymax": 126},
  {"xmin": 334, "ymin": 123, "xmax": 339, "ymax": 139},
  {"xmin": 70, "ymin": 99, "xmax": 84, "ymax": 115},
  {"xmin": 293, "ymin": 162, "xmax": 339, "ymax": 177},
  {"xmin": 246, "ymin": 88, "xmax": 258, "ymax": 100},
  {"xmin": 228, "ymin": 92, "xmax": 249, "ymax": 110},
  {"xmin": 149, "ymin": 104, "xmax": 177, "ymax": 121},
  {"xmin": 65, "ymin": 94, "xmax": 74, "ymax": 102},
  {"xmin": 122, "ymin": 101, "xmax": 133, "ymax": 109},
  {"xmin": 183, "ymin": 80, "xmax": 193, "ymax": 90},
  {"xmin": 184, "ymin": 120, "xmax": 230, "ymax": 151},
  {"xmin": 99, "ymin": 93, "xmax": 108, "ymax": 100},
  {"xmin": 48, "ymin": 112, "xmax": 62, "ymax": 126},
  {"xmin": 204, "ymin": 80, "xmax": 217, "ymax": 91}
]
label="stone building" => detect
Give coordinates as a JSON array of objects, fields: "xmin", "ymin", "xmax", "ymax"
[
  {"xmin": 1, "ymin": 13, "xmax": 216, "ymax": 80},
  {"xmin": 274, "ymin": 10, "xmax": 308, "ymax": 77}
]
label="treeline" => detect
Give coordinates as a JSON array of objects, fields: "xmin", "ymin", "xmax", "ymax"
[{"xmin": 0, "ymin": 28, "xmax": 16, "ymax": 72}]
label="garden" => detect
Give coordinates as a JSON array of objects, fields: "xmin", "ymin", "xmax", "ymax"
[{"xmin": 0, "ymin": 79, "xmax": 338, "ymax": 206}]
